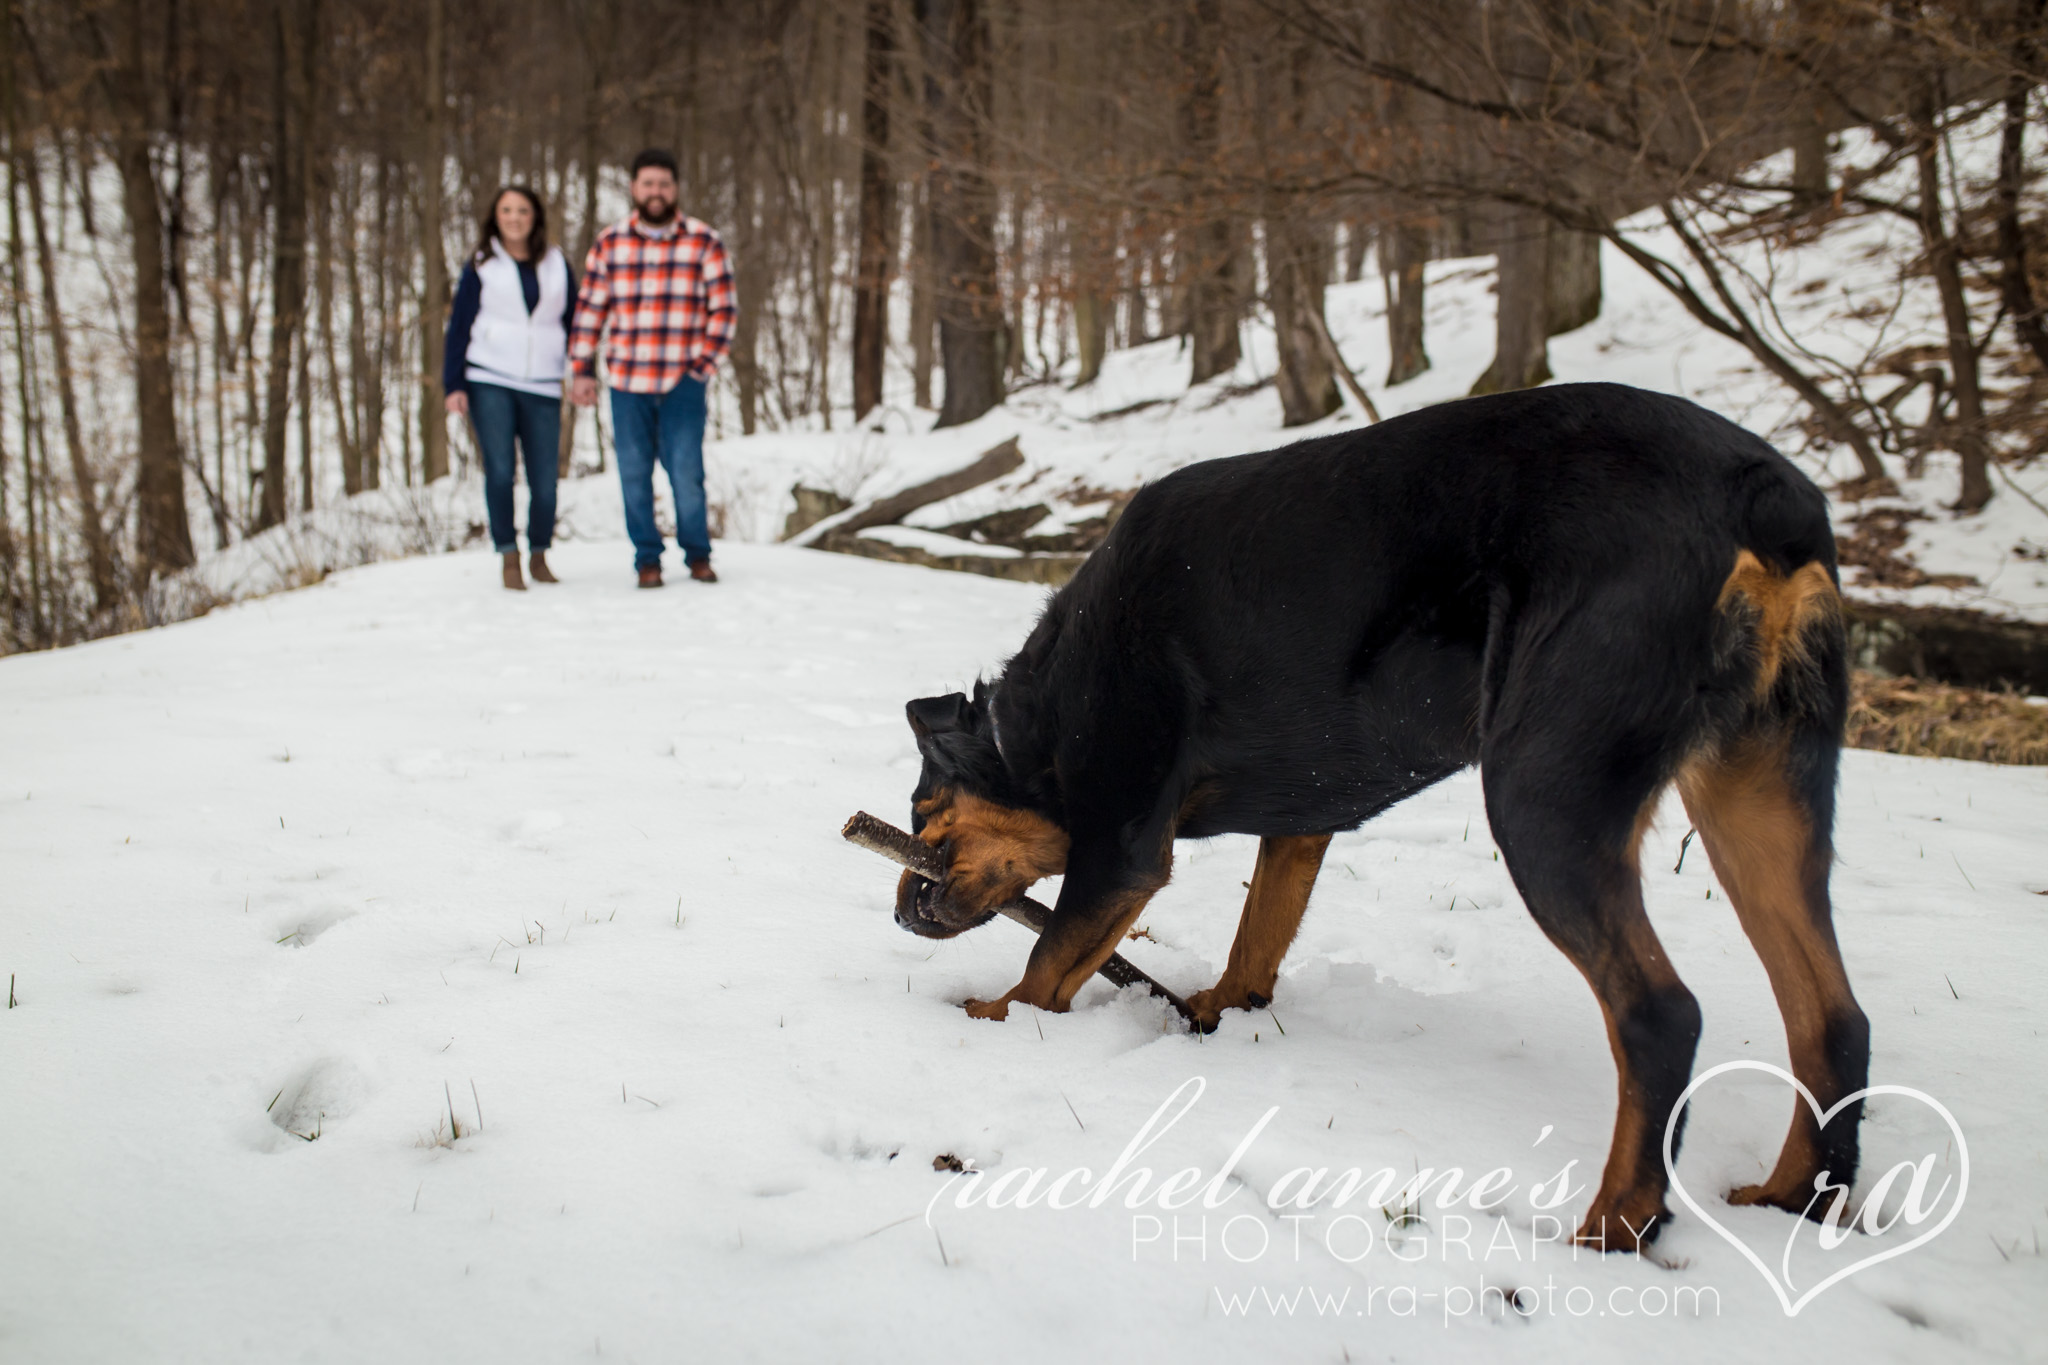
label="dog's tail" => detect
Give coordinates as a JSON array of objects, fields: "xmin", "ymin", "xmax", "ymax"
[{"xmin": 1712, "ymin": 460, "xmax": 1849, "ymax": 752}]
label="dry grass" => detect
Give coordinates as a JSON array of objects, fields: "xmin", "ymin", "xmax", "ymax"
[{"xmin": 1848, "ymin": 672, "xmax": 2048, "ymax": 765}]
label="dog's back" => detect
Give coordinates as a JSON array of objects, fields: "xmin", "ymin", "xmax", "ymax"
[{"xmin": 1010, "ymin": 383, "xmax": 1841, "ymax": 839}]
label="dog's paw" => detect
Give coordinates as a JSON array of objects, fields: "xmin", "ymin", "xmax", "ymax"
[
  {"xmin": 1185, "ymin": 989, "xmax": 1227, "ymax": 1033},
  {"xmin": 962, "ymin": 996, "xmax": 1012, "ymax": 1021},
  {"xmin": 1186, "ymin": 983, "xmax": 1269, "ymax": 1033},
  {"xmin": 1728, "ymin": 1180, "xmax": 1819, "ymax": 1218}
]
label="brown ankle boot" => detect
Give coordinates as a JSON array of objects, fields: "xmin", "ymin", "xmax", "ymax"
[
  {"xmin": 502, "ymin": 552, "xmax": 527, "ymax": 591},
  {"xmin": 528, "ymin": 551, "xmax": 558, "ymax": 584}
]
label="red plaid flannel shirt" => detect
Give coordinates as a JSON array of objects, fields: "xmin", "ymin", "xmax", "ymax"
[{"xmin": 568, "ymin": 213, "xmax": 736, "ymax": 392}]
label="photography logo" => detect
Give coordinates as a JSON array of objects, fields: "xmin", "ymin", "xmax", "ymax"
[{"xmin": 1662, "ymin": 1060, "xmax": 1969, "ymax": 1317}]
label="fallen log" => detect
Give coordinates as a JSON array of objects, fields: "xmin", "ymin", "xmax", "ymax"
[
  {"xmin": 796, "ymin": 435, "xmax": 1024, "ymax": 546},
  {"xmin": 1843, "ymin": 599, "xmax": 2048, "ymax": 696},
  {"xmin": 818, "ymin": 531, "xmax": 1087, "ymax": 586},
  {"xmin": 841, "ymin": 810, "xmax": 1195, "ymax": 1025}
]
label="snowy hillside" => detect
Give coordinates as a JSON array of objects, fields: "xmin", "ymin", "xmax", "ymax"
[
  {"xmin": 666, "ymin": 147, "xmax": 2048, "ymax": 626},
  {"xmin": 4, "ymin": 539, "xmax": 2045, "ymax": 1363},
  {"xmin": 177, "ymin": 215, "xmax": 2048, "ymax": 630}
]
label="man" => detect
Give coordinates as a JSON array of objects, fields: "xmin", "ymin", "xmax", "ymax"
[{"xmin": 569, "ymin": 148, "xmax": 736, "ymax": 587}]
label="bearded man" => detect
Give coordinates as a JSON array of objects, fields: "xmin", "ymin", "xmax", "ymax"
[{"xmin": 569, "ymin": 147, "xmax": 737, "ymax": 587}]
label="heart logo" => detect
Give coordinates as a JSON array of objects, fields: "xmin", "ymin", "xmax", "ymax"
[{"xmin": 1662, "ymin": 1060, "xmax": 1970, "ymax": 1317}]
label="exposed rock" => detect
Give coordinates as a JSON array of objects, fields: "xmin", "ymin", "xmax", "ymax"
[{"xmin": 782, "ymin": 486, "xmax": 853, "ymax": 541}]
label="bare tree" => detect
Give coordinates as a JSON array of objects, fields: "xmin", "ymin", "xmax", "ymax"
[
  {"xmin": 917, "ymin": 0, "xmax": 1002, "ymax": 426},
  {"xmin": 851, "ymin": 0, "xmax": 895, "ymax": 421},
  {"xmin": 1181, "ymin": 0, "xmax": 1242, "ymax": 384},
  {"xmin": 87, "ymin": 0, "xmax": 195, "ymax": 574},
  {"xmin": 416, "ymin": 0, "xmax": 448, "ymax": 483},
  {"xmin": 257, "ymin": 0, "xmax": 315, "ymax": 529}
]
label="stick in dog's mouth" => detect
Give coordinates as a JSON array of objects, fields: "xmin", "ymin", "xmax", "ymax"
[{"xmin": 839, "ymin": 810, "xmax": 1195, "ymax": 1025}]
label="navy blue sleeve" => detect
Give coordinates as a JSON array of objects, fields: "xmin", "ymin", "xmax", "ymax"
[{"xmin": 443, "ymin": 263, "xmax": 482, "ymax": 396}]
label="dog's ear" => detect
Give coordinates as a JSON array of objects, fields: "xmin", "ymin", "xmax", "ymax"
[{"xmin": 906, "ymin": 693, "xmax": 972, "ymax": 739}]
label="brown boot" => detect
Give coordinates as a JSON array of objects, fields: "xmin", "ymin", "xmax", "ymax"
[
  {"xmin": 688, "ymin": 560, "xmax": 718, "ymax": 584},
  {"xmin": 528, "ymin": 551, "xmax": 558, "ymax": 584},
  {"xmin": 637, "ymin": 565, "xmax": 664, "ymax": 589},
  {"xmin": 502, "ymin": 552, "xmax": 527, "ymax": 591}
]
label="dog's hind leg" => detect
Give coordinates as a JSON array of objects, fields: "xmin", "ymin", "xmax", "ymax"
[
  {"xmin": 1187, "ymin": 835, "xmax": 1332, "ymax": 1031},
  {"xmin": 1481, "ymin": 626, "xmax": 1701, "ymax": 1254},
  {"xmin": 1678, "ymin": 735, "xmax": 1868, "ymax": 1218}
]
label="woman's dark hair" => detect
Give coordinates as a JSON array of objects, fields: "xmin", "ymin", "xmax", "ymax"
[{"xmin": 473, "ymin": 185, "xmax": 548, "ymax": 265}]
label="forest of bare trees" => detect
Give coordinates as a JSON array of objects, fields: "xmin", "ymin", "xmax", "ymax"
[{"xmin": 1, "ymin": 0, "xmax": 2043, "ymax": 653}]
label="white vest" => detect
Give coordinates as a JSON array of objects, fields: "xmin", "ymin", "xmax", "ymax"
[{"xmin": 465, "ymin": 240, "xmax": 570, "ymax": 397}]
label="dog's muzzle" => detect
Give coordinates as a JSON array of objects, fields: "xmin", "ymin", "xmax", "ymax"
[{"xmin": 893, "ymin": 869, "xmax": 999, "ymax": 939}]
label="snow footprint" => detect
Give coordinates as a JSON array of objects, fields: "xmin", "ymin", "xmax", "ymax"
[
  {"xmin": 273, "ymin": 908, "xmax": 354, "ymax": 947},
  {"xmin": 502, "ymin": 810, "xmax": 566, "ymax": 845},
  {"xmin": 265, "ymin": 1057, "xmax": 371, "ymax": 1146}
]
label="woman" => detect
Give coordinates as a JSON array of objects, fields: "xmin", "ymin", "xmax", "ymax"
[{"xmin": 444, "ymin": 186, "xmax": 576, "ymax": 590}]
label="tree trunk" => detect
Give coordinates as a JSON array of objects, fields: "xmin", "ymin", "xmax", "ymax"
[
  {"xmin": 910, "ymin": 173, "xmax": 934, "ymax": 408},
  {"xmin": 1470, "ymin": 207, "xmax": 1551, "ymax": 396},
  {"xmin": 1545, "ymin": 225, "xmax": 1601, "ymax": 337},
  {"xmin": 1125, "ymin": 242, "xmax": 1155, "ymax": 347},
  {"xmin": 1003, "ymin": 194, "xmax": 1026, "ymax": 381},
  {"xmin": 257, "ymin": 0, "xmax": 314, "ymax": 530},
  {"xmin": 1994, "ymin": 5, "xmax": 2048, "ymax": 378},
  {"xmin": 1181, "ymin": 0, "xmax": 1238, "ymax": 386},
  {"xmin": 1791, "ymin": 115, "xmax": 1829, "ymax": 199},
  {"xmin": 320, "ymin": 167, "xmax": 359, "ymax": 496},
  {"xmin": 99, "ymin": 0, "xmax": 195, "ymax": 573},
  {"xmin": 24, "ymin": 146, "xmax": 115, "ymax": 612},
  {"xmin": 5, "ymin": 62, "xmax": 46, "ymax": 640},
  {"xmin": 916, "ymin": 0, "xmax": 1003, "ymax": 428},
  {"xmin": 1187, "ymin": 223, "xmax": 1242, "ymax": 382},
  {"xmin": 1073, "ymin": 290, "xmax": 1108, "ymax": 386},
  {"xmin": 416, "ymin": 0, "xmax": 449, "ymax": 483},
  {"xmin": 205, "ymin": 166, "xmax": 232, "ymax": 546},
  {"xmin": 1384, "ymin": 220, "xmax": 1430, "ymax": 386},
  {"xmin": 1343, "ymin": 221, "xmax": 1369, "ymax": 282},
  {"xmin": 851, "ymin": 0, "xmax": 894, "ymax": 422},
  {"xmin": 1269, "ymin": 221, "xmax": 1340, "ymax": 426},
  {"xmin": 352, "ymin": 158, "xmax": 392, "ymax": 492},
  {"xmin": 563, "ymin": 7, "xmax": 612, "ymax": 475},
  {"xmin": 1915, "ymin": 98, "xmax": 1990, "ymax": 512},
  {"xmin": 729, "ymin": 145, "xmax": 765, "ymax": 436},
  {"xmin": 297, "ymin": 325, "xmax": 314, "ymax": 513}
]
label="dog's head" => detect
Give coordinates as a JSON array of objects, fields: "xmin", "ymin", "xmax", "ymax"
[{"xmin": 896, "ymin": 685, "xmax": 1069, "ymax": 939}]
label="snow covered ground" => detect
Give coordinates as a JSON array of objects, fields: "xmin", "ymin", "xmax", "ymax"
[{"xmin": 5, "ymin": 539, "xmax": 2046, "ymax": 1363}]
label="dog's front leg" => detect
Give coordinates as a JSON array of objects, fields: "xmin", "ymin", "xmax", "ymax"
[
  {"xmin": 965, "ymin": 856, "xmax": 1166, "ymax": 1020},
  {"xmin": 1188, "ymin": 834, "xmax": 1331, "ymax": 1030}
]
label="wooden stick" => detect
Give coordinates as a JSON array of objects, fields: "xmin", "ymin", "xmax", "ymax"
[{"xmin": 842, "ymin": 810, "xmax": 1194, "ymax": 1025}]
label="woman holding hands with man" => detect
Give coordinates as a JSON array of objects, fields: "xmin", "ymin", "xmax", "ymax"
[{"xmin": 445, "ymin": 150, "xmax": 735, "ymax": 592}]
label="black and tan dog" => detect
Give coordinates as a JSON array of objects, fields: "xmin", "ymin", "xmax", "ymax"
[{"xmin": 894, "ymin": 382, "xmax": 1867, "ymax": 1249}]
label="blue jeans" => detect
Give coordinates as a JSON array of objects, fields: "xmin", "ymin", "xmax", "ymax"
[
  {"xmin": 610, "ymin": 378, "xmax": 711, "ymax": 569},
  {"xmin": 469, "ymin": 382, "xmax": 560, "ymax": 554}
]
